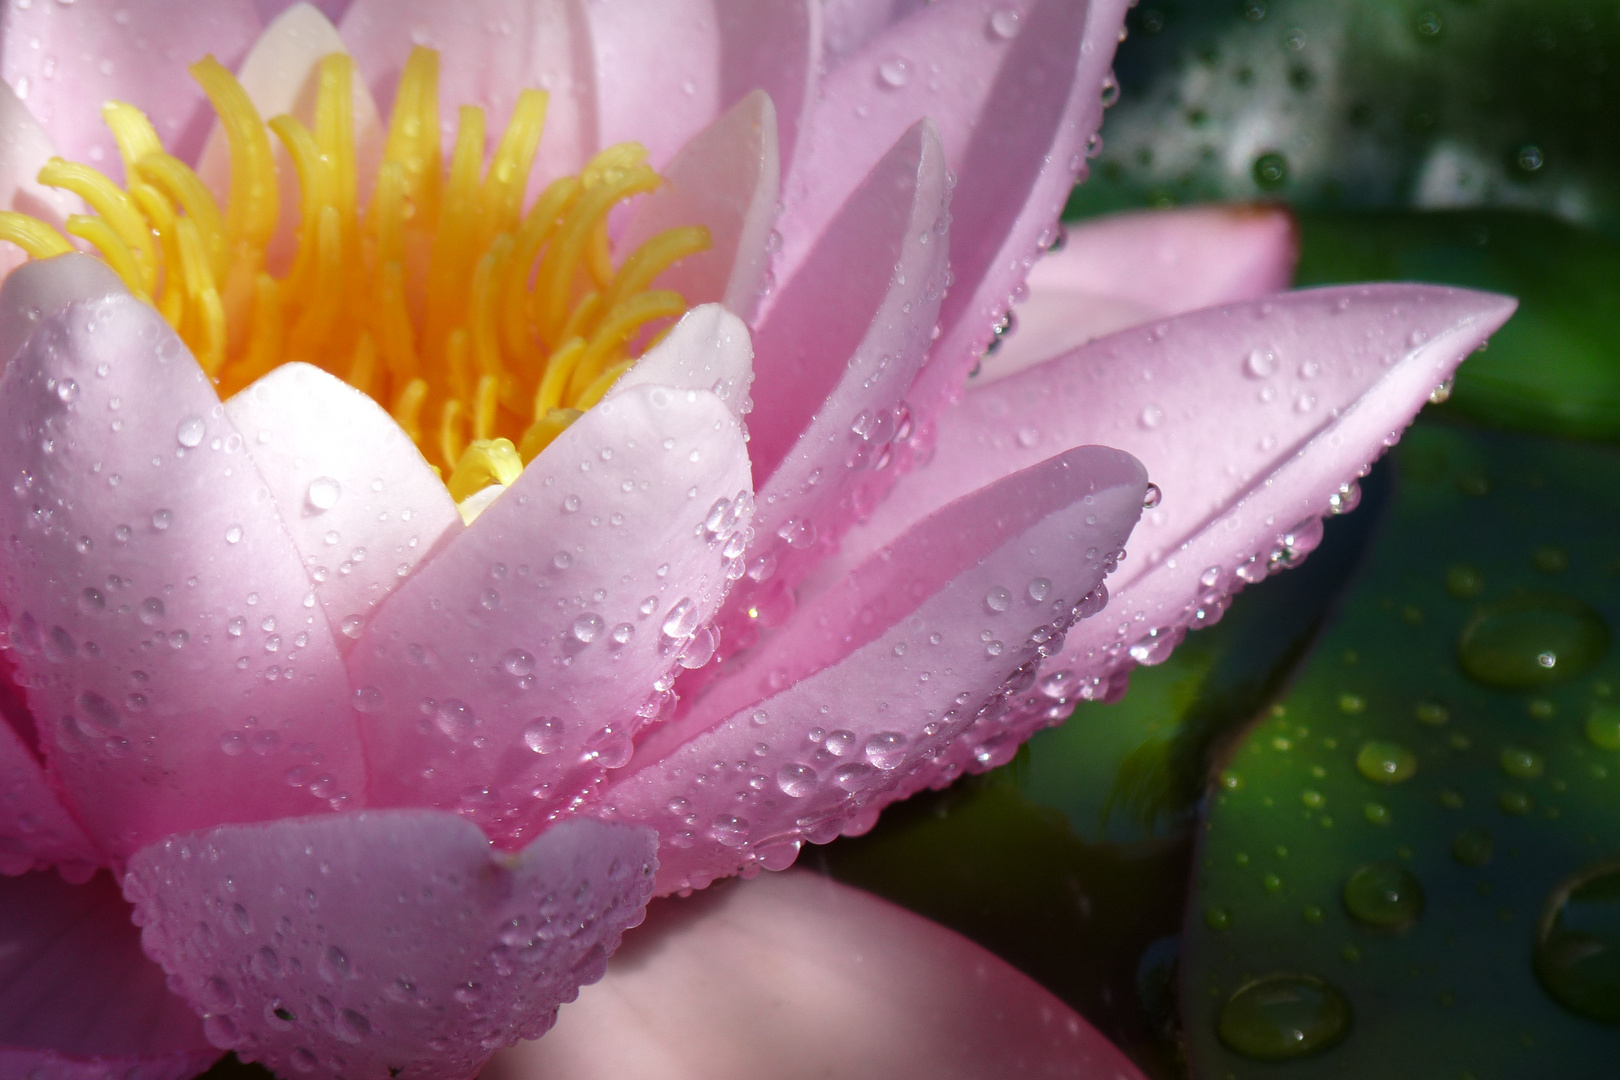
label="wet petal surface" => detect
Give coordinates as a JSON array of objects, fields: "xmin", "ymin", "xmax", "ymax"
[{"xmin": 125, "ymin": 812, "xmax": 656, "ymax": 1080}]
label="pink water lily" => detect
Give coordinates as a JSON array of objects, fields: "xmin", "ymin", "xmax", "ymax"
[{"xmin": 0, "ymin": 0, "xmax": 1514, "ymax": 1078}]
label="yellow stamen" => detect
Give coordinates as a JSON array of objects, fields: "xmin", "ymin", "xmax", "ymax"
[
  {"xmin": 0, "ymin": 212, "xmax": 73, "ymax": 259},
  {"xmin": 3, "ymin": 46, "xmax": 708, "ymax": 502}
]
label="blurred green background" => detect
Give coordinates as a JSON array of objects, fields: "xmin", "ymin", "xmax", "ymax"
[{"xmin": 819, "ymin": 2, "xmax": 1620, "ymax": 1078}]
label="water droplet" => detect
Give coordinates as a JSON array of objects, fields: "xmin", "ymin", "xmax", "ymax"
[
  {"xmin": 502, "ymin": 649, "xmax": 535, "ymax": 676},
  {"xmin": 1452, "ymin": 827, "xmax": 1494, "ymax": 866},
  {"xmin": 1457, "ymin": 593, "xmax": 1609, "ymax": 689},
  {"xmin": 433, "ymin": 699, "xmax": 476, "ymax": 740},
  {"xmin": 662, "ymin": 597, "xmax": 699, "ymax": 639},
  {"xmin": 864, "ymin": 732, "xmax": 907, "ymax": 770},
  {"xmin": 610, "ymin": 622, "xmax": 634, "ymax": 645},
  {"xmin": 176, "ymin": 416, "xmax": 205, "ymax": 447},
  {"xmin": 523, "ymin": 716, "xmax": 565, "ymax": 754},
  {"xmin": 1245, "ymin": 349, "xmax": 1277, "ymax": 378},
  {"xmin": 988, "ymin": 7, "xmax": 1021, "ymax": 38},
  {"xmin": 1139, "ymin": 404, "xmax": 1164, "ymax": 429},
  {"xmin": 984, "ymin": 586, "xmax": 1011, "ymax": 613},
  {"xmin": 572, "ymin": 613, "xmax": 603, "ymax": 644},
  {"xmin": 1356, "ymin": 740, "xmax": 1417, "ymax": 784},
  {"xmin": 1027, "ymin": 577, "xmax": 1052, "ymax": 602},
  {"xmin": 1217, "ymin": 974, "xmax": 1351, "ymax": 1059},
  {"xmin": 306, "ymin": 476, "xmax": 342, "ymax": 512},
  {"xmin": 776, "ymin": 762, "xmax": 817, "ymax": 797},
  {"xmin": 1343, "ymin": 862, "xmax": 1424, "ymax": 927},
  {"xmin": 832, "ymin": 762, "xmax": 876, "ymax": 791},
  {"xmin": 710, "ymin": 814, "xmax": 749, "ymax": 847},
  {"xmin": 877, "ymin": 56, "xmax": 911, "ymax": 87},
  {"xmin": 1533, "ymin": 859, "xmax": 1620, "ymax": 1023},
  {"xmin": 224, "ymin": 524, "xmax": 243, "ymax": 544},
  {"xmin": 1142, "ymin": 483, "xmax": 1162, "ymax": 509},
  {"xmin": 151, "ymin": 508, "xmax": 172, "ymax": 531},
  {"xmin": 1500, "ymin": 745, "xmax": 1546, "ymax": 779},
  {"xmin": 1252, "ymin": 151, "xmax": 1289, "ymax": 190},
  {"xmin": 1429, "ymin": 378, "xmax": 1455, "ymax": 404},
  {"xmin": 138, "ymin": 597, "xmax": 164, "ymax": 626}
]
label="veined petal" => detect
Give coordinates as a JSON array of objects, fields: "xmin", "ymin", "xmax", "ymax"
[
  {"xmin": 0, "ymin": 80, "xmax": 80, "ymax": 282},
  {"xmin": 0, "ymin": 0, "xmax": 261, "ymax": 176},
  {"xmin": 835, "ymin": 285, "xmax": 1516, "ymax": 724},
  {"xmin": 607, "ymin": 304, "xmax": 753, "ymax": 421},
  {"xmin": 982, "ymin": 204, "xmax": 1299, "ymax": 381},
  {"xmin": 124, "ymin": 811, "xmax": 656, "ymax": 1080},
  {"xmin": 196, "ymin": 1, "xmax": 385, "ymax": 274},
  {"xmin": 340, "ymin": 0, "xmax": 593, "ymax": 191},
  {"xmin": 223, "ymin": 363, "xmax": 461, "ymax": 645},
  {"xmin": 598, "ymin": 445, "xmax": 1145, "ymax": 894},
  {"xmin": 351, "ymin": 384, "xmax": 753, "ymax": 844},
  {"xmin": 617, "ymin": 91, "xmax": 780, "ymax": 323},
  {"xmin": 0, "ymin": 869, "xmax": 216, "ymax": 1080},
  {"xmin": 0, "ymin": 259, "xmax": 366, "ymax": 858},
  {"xmin": 485, "ymin": 871, "xmax": 1147, "ymax": 1080},
  {"xmin": 719, "ymin": 120, "xmax": 948, "ymax": 655}
]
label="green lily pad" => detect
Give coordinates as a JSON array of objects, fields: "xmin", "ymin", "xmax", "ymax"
[
  {"xmin": 1071, "ymin": 0, "xmax": 1620, "ymax": 228},
  {"xmin": 1182, "ymin": 420, "xmax": 1620, "ymax": 1080},
  {"xmin": 1293, "ymin": 209, "xmax": 1620, "ymax": 441}
]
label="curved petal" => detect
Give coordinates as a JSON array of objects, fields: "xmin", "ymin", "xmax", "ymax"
[
  {"xmin": 251, "ymin": 0, "xmax": 353, "ymax": 25},
  {"xmin": 821, "ymin": 0, "xmax": 933, "ymax": 65},
  {"xmin": 718, "ymin": 120, "xmax": 948, "ymax": 657},
  {"xmin": 350, "ymin": 384, "xmax": 753, "ymax": 845},
  {"xmin": 837, "ymin": 285, "xmax": 1517, "ymax": 721},
  {"xmin": 607, "ymin": 304, "xmax": 753, "ymax": 421},
  {"xmin": 0, "ymin": 0, "xmax": 262, "ymax": 176},
  {"xmin": 581, "ymin": 0, "xmax": 719, "ymax": 171},
  {"xmin": 124, "ymin": 812, "xmax": 656, "ymax": 1080},
  {"xmin": 0, "ymin": 81, "xmax": 81, "ymax": 281},
  {"xmin": 0, "ymin": 662, "xmax": 100, "ymax": 876},
  {"xmin": 222, "ymin": 363, "xmax": 461, "ymax": 644},
  {"xmin": 486, "ymin": 870, "xmax": 1147, "ymax": 1080},
  {"xmin": 715, "ymin": 0, "xmax": 819, "ymax": 176},
  {"xmin": 598, "ymin": 445, "xmax": 1145, "ymax": 894},
  {"xmin": 617, "ymin": 91, "xmax": 779, "ymax": 323},
  {"xmin": 0, "ymin": 260, "xmax": 367, "ymax": 858},
  {"xmin": 196, "ymin": 2, "xmax": 384, "ymax": 274},
  {"xmin": 340, "ymin": 0, "xmax": 594, "ymax": 192},
  {"xmin": 0, "ymin": 251, "xmax": 124, "ymax": 365},
  {"xmin": 906, "ymin": 0, "xmax": 1130, "ymax": 421},
  {"xmin": 982, "ymin": 204, "xmax": 1300, "ymax": 381},
  {"xmin": 0, "ymin": 869, "xmax": 216, "ymax": 1080}
]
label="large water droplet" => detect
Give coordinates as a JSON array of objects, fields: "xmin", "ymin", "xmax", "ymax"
[
  {"xmin": 1355, "ymin": 740, "xmax": 1417, "ymax": 784},
  {"xmin": 1533, "ymin": 860, "xmax": 1620, "ymax": 1024},
  {"xmin": 176, "ymin": 416, "xmax": 205, "ymax": 448},
  {"xmin": 306, "ymin": 476, "xmax": 342, "ymax": 512},
  {"xmin": 776, "ymin": 762, "xmax": 817, "ymax": 798},
  {"xmin": 662, "ymin": 597, "xmax": 699, "ymax": 639},
  {"xmin": 523, "ymin": 716, "xmax": 565, "ymax": 754},
  {"xmin": 1342, "ymin": 862, "xmax": 1424, "ymax": 928},
  {"xmin": 988, "ymin": 7, "xmax": 1021, "ymax": 38},
  {"xmin": 877, "ymin": 56, "xmax": 911, "ymax": 87},
  {"xmin": 1499, "ymin": 744, "xmax": 1546, "ymax": 779},
  {"xmin": 864, "ymin": 732, "xmax": 907, "ymax": 770},
  {"xmin": 1217, "ymin": 974, "xmax": 1351, "ymax": 1059},
  {"xmin": 433, "ymin": 699, "xmax": 476, "ymax": 740},
  {"xmin": 1457, "ymin": 593, "xmax": 1609, "ymax": 689}
]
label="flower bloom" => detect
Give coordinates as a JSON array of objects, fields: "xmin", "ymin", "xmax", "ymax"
[{"xmin": 0, "ymin": 1, "xmax": 1513, "ymax": 1078}]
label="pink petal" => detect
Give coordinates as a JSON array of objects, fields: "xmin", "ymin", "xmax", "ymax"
[
  {"xmin": 0, "ymin": 0, "xmax": 262, "ymax": 177},
  {"xmin": 0, "ymin": 869, "xmax": 216, "ymax": 1080},
  {"xmin": 350, "ymin": 384, "xmax": 753, "ymax": 845},
  {"xmin": 607, "ymin": 304, "xmax": 753, "ymax": 420},
  {"xmin": 616, "ymin": 91, "xmax": 779, "ymax": 323},
  {"xmin": 340, "ymin": 0, "xmax": 593, "ymax": 191},
  {"xmin": 0, "ymin": 660, "xmax": 100, "ymax": 876},
  {"xmin": 124, "ymin": 811, "xmax": 657, "ymax": 1080},
  {"xmin": 983, "ymin": 204, "xmax": 1300, "ymax": 381},
  {"xmin": 840, "ymin": 285, "xmax": 1516, "ymax": 719},
  {"xmin": 486, "ymin": 870, "xmax": 1148, "ymax": 1080},
  {"xmin": 904, "ymin": 0, "xmax": 1130, "ymax": 422},
  {"xmin": 581, "ymin": 0, "xmax": 719, "ymax": 171},
  {"xmin": 251, "ymin": 0, "xmax": 353, "ymax": 25},
  {"xmin": 222, "ymin": 363, "xmax": 462, "ymax": 645},
  {"xmin": 0, "ymin": 81, "xmax": 81, "ymax": 282},
  {"xmin": 596, "ymin": 445, "xmax": 1145, "ymax": 894},
  {"xmin": 723, "ymin": 120, "xmax": 948, "ymax": 648},
  {"xmin": 196, "ymin": 2, "xmax": 385, "ymax": 274},
  {"xmin": 0, "ymin": 259, "xmax": 367, "ymax": 858},
  {"xmin": 821, "ymin": 0, "xmax": 931, "ymax": 65},
  {"xmin": 714, "ymin": 0, "xmax": 820, "ymax": 175},
  {"xmin": 0, "ymin": 251, "xmax": 124, "ymax": 368}
]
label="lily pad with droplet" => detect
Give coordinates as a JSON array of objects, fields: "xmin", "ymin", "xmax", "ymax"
[{"xmin": 1183, "ymin": 420, "xmax": 1620, "ymax": 1080}]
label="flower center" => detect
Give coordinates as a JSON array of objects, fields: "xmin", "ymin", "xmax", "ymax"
[{"xmin": 0, "ymin": 46, "xmax": 708, "ymax": 505}]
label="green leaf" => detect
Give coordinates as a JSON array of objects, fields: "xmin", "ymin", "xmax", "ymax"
[{"xmin": 1182, "ymin": 421, "xmax": 1620, "ymax": 1080}]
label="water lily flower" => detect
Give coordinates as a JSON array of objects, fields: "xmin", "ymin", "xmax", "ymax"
[{"xmin": 0, "ymin": 1, "xmax": 1514, "ymax": 1078}]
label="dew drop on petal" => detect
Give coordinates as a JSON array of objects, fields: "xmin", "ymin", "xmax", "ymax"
[
  {"xmin": 306, "ymin": 476, "xmax": 342, "ymax": 512},
  {"xmin": 176, "ymin": 416, "xmax": 205, "ymax": 447}
]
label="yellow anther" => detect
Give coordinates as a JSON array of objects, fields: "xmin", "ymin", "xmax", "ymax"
[
  {"xmin": 101, "ymin": 102, "xmax": 162, "ymax": 177},
  {"xmin": 136, "ymin": 153, "xmax": 229, "ymax": 283},
  {"xmin": 0, "ymin": 212, "xmax": 73, "ymax": 258},
  {"xmin": 38, "ymin": 159, "xmax": 157, "ymax": 294},
  {"xmin": 7, "ymin": 48, "xmax": 700, "ymax": 492},
  {"xmin": 392, "ymin": 377, "xmax": 429, "ymax": 444},
  {"xmin": 574, "ymin": 357, "xmax": 633, "ymax": 411},
  {"xmin": 189, "ymin": 56, "xmax": 278, "ymax": 253},
  {"xmin": 518, "ymin": 407, "xmax": 581, "ymax": 463},
  {"xmin": 446, "ymin": 437, "xmax": 523, "ymax": 503},
  {"xmin": 65, "ymin": 215, "xmax": 148, "ymax": 300},
  {"xmin": 478, "ymin": 88, "xmax": 548, "ymax": 245}
]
